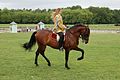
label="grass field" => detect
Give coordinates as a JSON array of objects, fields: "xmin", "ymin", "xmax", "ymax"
[
  {"xmin": 0, "ymin": 24, "xmax": 53, "ymax": 28},
  {"xmin": 89, "ymin": 24, "xmax": 120, "ymax": 30},
  {"xmin": 0, "ymin": 32, "xmax": 120, "ymax": 80},
  {"xmin": 0, "ymin": 24, "xmax": 120, "ymax": 30}
]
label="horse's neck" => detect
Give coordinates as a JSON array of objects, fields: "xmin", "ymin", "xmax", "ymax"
[
  {"xmin": 68, "ymin": 28, "xmax": 81, "ymax": 38},
  {"xmin": 65, "ymin": 30, "xmax": 80, "ymax": 43},
  {"xmin": 65, "ymin": 29, "xmax": 80, "ymax": 46}
]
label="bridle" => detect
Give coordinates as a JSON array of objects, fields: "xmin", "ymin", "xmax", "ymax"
[
  {"xmin": 80, "ymin": 27, "xmax": 88, "ymax": 38},
  {"xmin": 80, "ymin": 27, "xmax": 89, "ymax": 44}
]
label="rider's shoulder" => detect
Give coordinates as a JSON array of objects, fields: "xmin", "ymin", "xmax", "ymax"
[{"xmin": 56, "ymin": 14, "xmax": 61, "ymax": 17}]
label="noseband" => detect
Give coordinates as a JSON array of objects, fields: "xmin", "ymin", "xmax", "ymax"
[{"xmin": 81, "ymin": 27, "xmax": 88, "ymax": 35}]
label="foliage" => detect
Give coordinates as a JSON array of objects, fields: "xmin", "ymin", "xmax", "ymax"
[
  {"xmin": 0, "ymin": 6, "xmax": 120, "ymax": 24},
  {"xmin": 112, "ymin": 10, "xmax": 120, "ymax": 24},
  {"xmin": 62, "ymin": 9, "xmax": 93, "ymax": 24},
  {"xmin": 88, "ymin": 7, "xmax": 115, "ymax": 24}
]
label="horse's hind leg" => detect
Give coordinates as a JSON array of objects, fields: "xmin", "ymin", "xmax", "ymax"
[
  {"xmin": 35, "ymin": 49, "xmax": 39, "ymax": 66},
  {"xmin": 40, "ymin": 52, "xmax": 51, "ymax": 66},
  {"xmin": 40, "ymin": 45, "xmax": 51, "ymax": 66},
  {"xmin": 74, "ymin": 47, "xmax": 84, "ymax": 60}
]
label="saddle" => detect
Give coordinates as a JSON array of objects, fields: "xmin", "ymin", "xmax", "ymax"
[{"xmin": 51, "ymin": 32, "xmax": 65, "ymax": 41}]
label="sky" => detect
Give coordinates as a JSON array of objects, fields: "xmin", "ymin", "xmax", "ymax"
[{"xmin": 0, "ymin": 0, "xmax": 120, "ymax": 10}]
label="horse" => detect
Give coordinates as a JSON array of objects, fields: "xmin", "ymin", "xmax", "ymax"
[{"xmin": 23, "ymin": 24, "xmax": 90, "ymax": 69}]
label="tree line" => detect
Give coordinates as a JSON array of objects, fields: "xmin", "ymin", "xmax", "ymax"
[{"xmin": 0, "ymin": 5, "xmax": 120, "ymax": 24}]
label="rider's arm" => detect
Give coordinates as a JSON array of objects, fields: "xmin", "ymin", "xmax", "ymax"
[{"xmin": 56, "ymin": 15, "xmax": 64, "ymax": 29}]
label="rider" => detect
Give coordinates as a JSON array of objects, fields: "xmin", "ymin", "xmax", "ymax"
[{"xmin": 52, "ymin": 8, "xmax": 66, "ymax": 51}]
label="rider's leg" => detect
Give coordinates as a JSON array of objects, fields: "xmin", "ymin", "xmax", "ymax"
[{"xmin": 58, "ymin": 32, "xmax": 64, "ymax": 50}]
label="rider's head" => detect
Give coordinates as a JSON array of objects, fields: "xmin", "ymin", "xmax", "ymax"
[
  {"xmin": 51, "ymin": 8, "xmax": 62, "ymax": 21},
  {"xmin": 55, "ymin": 8, "xmax": 62, "ymax": 15}
]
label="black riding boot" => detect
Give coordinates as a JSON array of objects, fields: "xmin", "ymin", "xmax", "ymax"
[{"xmin": 57, "ymin": 32, "xmax": 64, "ymax": 51}]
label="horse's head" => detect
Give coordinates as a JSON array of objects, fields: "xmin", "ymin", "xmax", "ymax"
[
  {"xmin": 80, "ymin": 25, "xmax": 90, "ymax": 44},
  {"xmin": 68, "ymin": 24, "xmax": 90, "ymax": 44}
]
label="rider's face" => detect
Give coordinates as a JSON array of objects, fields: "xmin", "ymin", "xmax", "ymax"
[
  {"xmin": 55, "ymin": 9, "xmax": 62, "ymax": 14},
  {"xmin": 59, "ymin": 9, "xmax": 62, "ymax": 14}
]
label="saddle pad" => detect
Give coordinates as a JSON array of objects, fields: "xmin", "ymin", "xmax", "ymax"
[
  {"xmin": 51, "ymin": 33, "xmax": 60, "ymax": 41},
  {"xmin": 51, "ymin": 32, "xmax": 66, "ymax": 41},
  {"xmin": 52, "ymin": 33, "xmax": 57, "ymax": 39}
]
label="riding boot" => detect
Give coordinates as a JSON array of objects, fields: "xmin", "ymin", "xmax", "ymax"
[
  {"xmin": 58, "ymin": 32, "xmax": 64, "ymax": 51},
  {"xmin": 59, "ymin": 41, "xmax": 64, "ymax": 51}
]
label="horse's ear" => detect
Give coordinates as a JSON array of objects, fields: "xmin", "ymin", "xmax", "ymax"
[{"xmin": 86, "ymin": 24, "xmax": 89, "ymax": 28}]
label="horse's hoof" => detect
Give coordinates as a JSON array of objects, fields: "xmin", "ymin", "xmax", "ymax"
[
  {"xmin": 48, "ymin": 63, "xmax": 51, "ymax": 66},
  {"xmin": 77, "ymin": 57, "xmax": 83, "ymax": 60},
  {"xmin": 35, "ymin": 63, "xmax": 39, "ymax": 66},
  {"xmin": 65, "ymin": 66, "xmax": 70, "ymax": 69},
  {"xmin": 66, "ymin": 67, "xmax": 70, "ymax": 69},
  {"xmin": 67, "ymin": 67, "xmax": 70, "ymax": 69}
]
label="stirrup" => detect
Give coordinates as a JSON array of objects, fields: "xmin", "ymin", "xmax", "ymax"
[{"xmin": 59, "ymin": 47, "xmax": 64, "ymax": 51}]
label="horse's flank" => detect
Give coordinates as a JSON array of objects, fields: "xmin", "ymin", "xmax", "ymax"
[{"xmin": 35, "ymin": 30, "xmax": 59, "ymax": 49}]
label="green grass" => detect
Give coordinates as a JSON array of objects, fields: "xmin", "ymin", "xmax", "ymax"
[
  {"xmin": 0, "ymin": 24, "xmax": 120, "ymax": 30},
  {"xmin": 0, "ymin": 24, "xmax": 53, "ymax": 28},
  {"xmin": 89, "ymin": 24, "xmax": 120, "ymax": 30},
  {"xmin": 0, "ymin": 32, "xmax": 120, "ymax": 80}
]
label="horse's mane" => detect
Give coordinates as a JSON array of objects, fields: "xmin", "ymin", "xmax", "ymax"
[
  {"xmin": 43, "ymin": 24, "xmax": 87, "ymax": 33},
  {"xmin": 68, "ymin": 24, "xmax": 87, "ymax": 30}
]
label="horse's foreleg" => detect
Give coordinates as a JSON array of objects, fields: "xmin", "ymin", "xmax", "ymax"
[
  {"xmin": 74, "ymin": 47, "xmax": 84, "ymax": 60},
  {"xmin": 65, "ymin": 50, "xmax": 70, "ymax": 69},
  {"xmin": 41, "ymin": 53, "xmax": 51, "ymax": 66},
  {"xmin": 35, "ymin": 49, "xmax": 39, "ymax": 66}
]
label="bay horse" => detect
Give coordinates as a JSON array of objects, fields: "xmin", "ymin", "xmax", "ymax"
[{"xmin": 23, "ymin": 24, "xmax": 90, "ymax": 69}]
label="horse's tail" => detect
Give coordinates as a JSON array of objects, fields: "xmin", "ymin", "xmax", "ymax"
[{"xmin": 23, "ymin": 31, "xmax": 37, "ymax": 51}]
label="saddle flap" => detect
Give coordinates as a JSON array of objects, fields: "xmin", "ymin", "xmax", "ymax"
[
  {"xmin": 51, "ymin": 33, "xmax": 60, "ymax": 41},
  {"xmin": 52, "ymin": 33, "xmax": 57, "ymax": 39}
]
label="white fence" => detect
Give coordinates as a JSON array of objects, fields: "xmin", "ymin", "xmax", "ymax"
[{"xmin": 0, "ymin": 27, "xmax": 120, "ymax": 33}]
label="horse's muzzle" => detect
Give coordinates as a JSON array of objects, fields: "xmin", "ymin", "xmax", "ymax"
[
  {"xmin": 85, "ymin": 41, "xmax": 88, "ymax": 44},
  {"xmin": 82, "ymin": 40, "xmax": 88, "ymax": 44}
]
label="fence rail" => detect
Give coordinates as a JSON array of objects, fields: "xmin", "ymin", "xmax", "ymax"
[{"xmin": 0, "ymin": 27, "xmax": 120, "ymax": 33}]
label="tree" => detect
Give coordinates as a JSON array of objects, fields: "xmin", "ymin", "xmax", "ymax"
[
  {"xmin": 112, "ymin": 10, "xmax": 120, "ymax": 24},
  {"xmin": 0, "ymin": 6, "xmax": 119, "ymax": 24},
  {"xmin": 62, "ymin": 9, "xmax": 93, "ymax": 24},
  {"xmin": 88, "ymin": 6, "xmax": 114, "ymax": 24}
]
